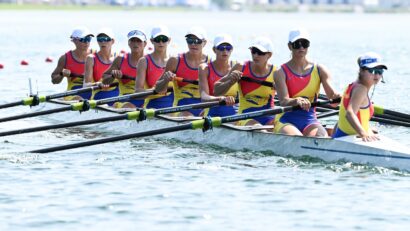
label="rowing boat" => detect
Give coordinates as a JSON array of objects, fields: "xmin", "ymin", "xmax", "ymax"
[{"xmin": 26, "ymin": 98, "xmax": 410, "ymax": 171}]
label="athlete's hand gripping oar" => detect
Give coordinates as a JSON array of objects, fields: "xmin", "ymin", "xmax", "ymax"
[
  {"xmin": 0, "ymin": 82, "xmax": 118, "ymax": 110},
  {"xmin": 30, "ymin": 98, "xmax": 340, "ymax": 153},
  {"xmin": 0, "ymin": 87, "xmax": 171, "ymax": 124},
  {"xmin": 0, "ymin": 99, "xmax": 237, "ymax": 137}
]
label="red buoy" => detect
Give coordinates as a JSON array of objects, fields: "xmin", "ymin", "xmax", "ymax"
[
  {"xmin": 45, "ymin": 57, "xmax": 53, "ymax": 62},
  {"xmin": 0, "ymin": 63, "xmax": 4, "ymax": 69},
  {"xmin": 20, "ymin": 60, "xmax": 29, "ymax": 65}
]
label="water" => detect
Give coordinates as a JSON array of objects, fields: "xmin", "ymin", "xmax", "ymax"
[{"xmin": 0, "ymin": 10, "xmax": 410, "ymax": 230}]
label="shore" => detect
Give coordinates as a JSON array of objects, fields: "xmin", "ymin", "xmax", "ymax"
[{"xmin": 1, "ymin": 3, "xmax": 410, "ymax": 13}]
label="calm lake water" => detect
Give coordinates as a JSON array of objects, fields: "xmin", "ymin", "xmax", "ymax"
[{"xmin": 0, "ymin": 10, "xmax": 409, "ymax": 230}]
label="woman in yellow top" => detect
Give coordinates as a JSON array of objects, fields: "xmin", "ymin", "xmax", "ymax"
[
  {"xmin": 83, "ymin": 28, "xmax": 118, "ymax": 104},
  {"xmin": 332, "ymin": 52, "xmax": 387, "ymax": 142},
  {"xmin": 214, "ymin": 37, "xmax": 276, "ymax": 125},
  {"xmin": 155, "ymin": 26, "xmax": 209, "ymax": 116},
  {"xmin": 198, "ymin": 34, "xmax": 237, "ymax": 117},
  {"xmin": 102, "ymin": 29, "xmax": 147, "ymax": 108},
  {"xmin": 274, "ymin": 28, "xmax": 340, "ymax": 137},
  {"xmin": 51, "ymin": 26, "xmax": 94, "ymax": 100},
  {"xmin": 135, "ymin": 26, "xmax": 172, "ymax": 109}
]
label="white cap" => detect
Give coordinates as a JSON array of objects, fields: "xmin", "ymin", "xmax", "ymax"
[
  {"xmin": 213, "ymin": 34, "xmax": 233, "ymax": 47},
  {"xmin": 127, "ymin": 29, "xmax": 147, "ymax": 41},
  {"xmin": 96, "ymin": 27, "xmax": 115, "ymax": 39},
  {"xmin": 151, "ymin": 25, "xmax": 170, "ymax": 39},
  {"xmin": 70, "ymin": 26, "xmax": 93, "ymax": 39},
  {"xmin": 249, "ymin": 37, "xmax": 274, "ymax": 53},
  {"xmin": 185, "ymin": 26, "xmax": 207, "ymax": 40},
  {"xmin": 288, "ymin": 28, "xmax": 310, "ymax": 43},
  {"xmin": 358, "ymin": 52, "xmax": 388, "ymax": 69}
]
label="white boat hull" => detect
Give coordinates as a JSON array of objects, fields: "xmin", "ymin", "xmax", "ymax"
[{"xmin": 29, "ymin": 100, "xmax": 410, "ymax": 171}]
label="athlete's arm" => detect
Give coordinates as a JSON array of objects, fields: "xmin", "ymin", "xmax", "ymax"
[
  {"xmin": 83, "ymin": 55, "xmax": 95, "ymax": 87},
  {"xmin": 318, "ymin": 64, "xmax": 341, "ymax": 101},
  {"xmin": 51, "ymin": 54, "xmax": 67, "ymax": 84},
  {"xmin": 274, "ymin": 67, "xmax": 310, "ymax": 110},
  {"xmin": 135, "ymin": 56, "xmax": 148, "ymax": 93},
  {"xmin": 102, "ymin": 56, "xmax": 122, "ymax": 85},
  {"xmin": 214, "ymin": 63, "xmax": 242, "ymax": 96},
  {"xmin": 346, "ymin": 84, "xmax": 379, "ymax": 142},
  {"xmin": 154, "ymin": 56, "xmax": 177, "ymax": 94}
]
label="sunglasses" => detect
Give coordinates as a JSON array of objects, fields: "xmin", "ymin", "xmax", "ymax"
[
  {"xmin": 216, "ymin": 44, "xmax": 233, "ymax": 52},
  {"xmin": 77, "ymin": 36, "xmax": 92, "ymax": 43},
  {"xmin": 153, "ymin": 35, "xmax": 169, "ymax": 43},
  {"xmin": 251, "ymin": 47, "xmax": 268, "ymax": 56},
  {"xmin": 186, "ymin": 37, "xmax": 203, "ymax": 45},
  {"xmin": 366, "ymin": 68, "xmax": 384, "ymax": 75},
  {"xmin": 97, "ymin": 36, "xmax": 112, "ymax": 42},
  {"xmin": 291, "ymin": 39, "xmax": 310, "ymax": 49}
]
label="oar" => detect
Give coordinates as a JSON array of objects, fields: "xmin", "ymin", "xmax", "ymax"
[
  {"xmin": 0, "ymin": 99, "xmax": 235, "ymax": 137},
  {"xmin": 318, "ymin": 94, "xmax": 410, "ymax": 121},
  {"xmin": 30, "ymin": 98, "xmax": 340, "ymax": 153},
  {"xmin": 240, "ymin": 76, "xmax": 273, "ymax": 88},
  {"xmin": 316, "ymin": 110, "xmax": 339, "ymax": 119},
  {"xmin": 374, "ymin": 105, "xmax": 410, "ymax": 121},
  {"xmin": 316, "ymin": 104, "xmax": 410, "ymax": 127},
  {"xmin": 0, "ymin": 88, "xmax": 171, "ymax": 123},
  {"xmin": 0, "ymin": 83, "xmax": 118, "ymax": 110},
  {"xmin": 174, "ymin": 77, "xmax": 199, "ymax": 85}
]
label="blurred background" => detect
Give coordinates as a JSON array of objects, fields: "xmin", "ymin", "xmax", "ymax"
[{"xmin": 1, "ymin": 0, "xmax": 410, "ymax": 13}]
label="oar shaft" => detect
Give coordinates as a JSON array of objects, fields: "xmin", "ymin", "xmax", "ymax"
[
  {"xmin": 154, "ymin": 100, "xmax": 227, "ymax": 115},
  {"xmin": 0, "ymin": 114, "xmax": 127, "ymax": 137},
  {"xmin": 45, "ymin": 82, "xmax": 118, "ymax": 100},
  {"xmin": 0, "ymin": 106, "xmax": 71, "ymax": 123},
  {"xmin": 381, "ymin": 109, "xmax": 410, "ymax": 120},
  {"xmin": 0, "ymin": 101, "xmax": 23, "ymax": 110},
  {"xmin": 31, "ymin": 123, "xmax": 192, "ymax": 153},
  {"xmin": 371, "ymin": 117, "xmax": 410, "ymax": 128},
  {"xmin": 317, "ymin": 111, "xmax": 339, "ymax": 119}
]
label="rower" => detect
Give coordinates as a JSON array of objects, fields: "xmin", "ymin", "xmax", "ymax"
[
  {"xmin": 154, "ymin": 26, "xmax": 209, "ymax": 117},
  {"xmin": 50, "ymin": 26, "xmax": 94, "ymax": 100},
  {"xmin": 214, "ymin": 37, "xmax": 276, "ymax": 125},
  {"xmin": 84, "ymin": 28, "xmax": 119, "ymax": 105},
  {"xmin": 102, "ymin": 29, "xmax": 147, "ymax": 108},
  {"xmin": 198, "ymin": 34, "xmax": 237, "ymax": 117},
  {"xmin": 333, "ymin": 52, "xmax": 387, "ymax": 142},
  {"xmin": 136, "ymin": 26, "xmax": 173, "ymax": 109},
  {"xmin": 274, "ymin": 28, "xmax": 341, "ymax": 137}
]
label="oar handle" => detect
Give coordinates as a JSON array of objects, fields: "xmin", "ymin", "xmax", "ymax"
[
  {"xmin": 95, "ymin": 86, "xmax": 173, "ymax": 105},
  {"xmin": 120, "ymin": 75, "xmax": 135, "ymax": 81},
  {"xmin": 174, "ymin": 77, "xmax": 199, "ymax": 85},
  {"xmin": 240, "ymin": 76, "xmax": 274, "ymax": 88},
  {"xmin": 60, "ymin": 72, "xmax": 84, "ymax": 78},
  {"xmin": 46, "ymin": 82, "xmax": 119, "ymax": 100}
]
